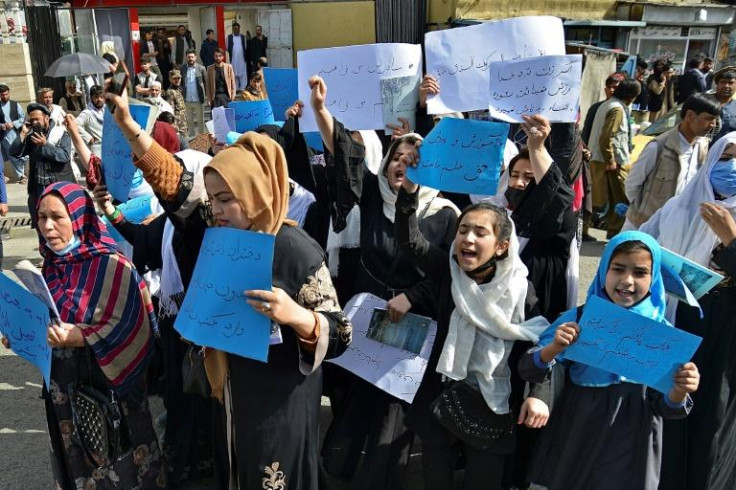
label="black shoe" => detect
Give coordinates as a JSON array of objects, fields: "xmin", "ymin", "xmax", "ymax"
[{"xmin": 581, "ymin": 234, "xmax": 597, "ymax": 243}]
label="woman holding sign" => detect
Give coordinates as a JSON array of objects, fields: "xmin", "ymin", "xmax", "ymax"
[
  {"xmin": 104, "ymin": 87, "xmax": 352, "ymax": 490},
  {"xmin": 392, "ymin": 164, "xmax": 552, "ymax": 489},
  {"xmin": 0, "ymin": 182, "xmax": 165, "ymax": 489},
  {"xmin": 518, "ymin": 231, "xmax": 700, "ymax": 490},
  {"xmin": 640, "ymin": 133, "xmax": 736, "ymax": 490},
  {"xmin": 308, "ymin": 75, "xmax": 461, "ymax": 488}
]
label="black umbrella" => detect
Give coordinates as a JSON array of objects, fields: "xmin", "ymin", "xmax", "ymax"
[{"xmin": 44, "ymin": 53, "xmax": 113, "ymax": 78}]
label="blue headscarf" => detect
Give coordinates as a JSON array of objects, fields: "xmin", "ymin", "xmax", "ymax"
[
  {"xmin": 587, "ymin": 231, "xmax": 668, "ymax": 324},
  {"xmin": 537, "ymin": 231, "xmax": 669, "ymax": 387}
]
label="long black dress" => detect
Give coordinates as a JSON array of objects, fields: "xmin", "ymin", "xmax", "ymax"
[
  {"xmin": 113, "ymin": 213, "xmax": 215, "ymax": 488},
  {"xmin": 133, "ymin": 143, "xmax": 352, "ymax": 490},
  {"xmin": 511, "ymin": 163, "xmax": 576, "ymax": 322},
  {"xmin": 320, "ymin": 121, "xmax": 457, "ymax": 489},
  {"xmin": 660, "ymin": 241, "xmax": 736, "ymax": 490},
  {"xmin": 394, "ymin": 186, "xmax": 551, "ymax": 490}
]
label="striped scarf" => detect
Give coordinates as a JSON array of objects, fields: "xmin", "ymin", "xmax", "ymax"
[{"xmin": 39, "ymin": 182, "xmax": 157, "ymax": 394}]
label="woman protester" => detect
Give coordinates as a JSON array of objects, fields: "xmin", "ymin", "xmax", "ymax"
[
  {"xmin": 3, "ymin": 182, "xmax": 164, "ymax": 489},
  {"xmin": 104, "ymin": 87, "xmax": 352, "ymax": 489},
  {"xmin": 640, "ymin": 132, "xmax": 736, "ymax": 490},
  {"xmin": 309, "ymin": 75, "xmax": 460, "ymax": 489},
  {"xmin": 93, "ymin": 147, "xmax": 215, "ymax": 488},
  {"xmin": 488, "ymin": 115, "xmax": 577, "ymax": 321},
  {"xmin": 393, "ymin": 144, "xmax": 551, "ymax": 489}
]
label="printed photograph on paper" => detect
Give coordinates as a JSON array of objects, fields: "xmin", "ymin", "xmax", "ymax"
[{"xmin": 366, "ymin": 308, "xmax": 432, "ymax": 355}]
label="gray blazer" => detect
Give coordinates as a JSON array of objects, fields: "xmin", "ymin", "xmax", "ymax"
[{"xmin": 179, "ymin": 63, "xmax": 207, "ymax": 103}]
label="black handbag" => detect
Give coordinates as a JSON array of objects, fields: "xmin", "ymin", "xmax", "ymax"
[
  {"xmin": 430, "ymin": 381, "xmax": 515, "ymax": 450},
  {"xmin": 182, "ymin": 344, "xmax": 211, "ymax": 398},
  {"xmin": 67, "ymin": 348, "xmax": 125, "ymax": 469}
]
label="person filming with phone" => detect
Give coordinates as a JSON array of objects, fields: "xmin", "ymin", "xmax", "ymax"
[{"xmin": 9, "ymin": 103, "xmax": 74, "ymax": 227}]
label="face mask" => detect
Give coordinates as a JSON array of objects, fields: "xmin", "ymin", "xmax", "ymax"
[
  {"xmin": 504, "ymin": 187, "xmax": 526, "ymax": 210},
  {"xmin": 710, "ymin": 158, "xmax": 736, "ymax": 198},
  {"xmin": 48, "ymin": 234, "xmax": 81, "ymax": 256}
]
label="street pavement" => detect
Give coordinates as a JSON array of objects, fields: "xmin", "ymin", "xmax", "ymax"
[{"xmin": 0, "ymin": 179, "xmax": 607, "ymax": 489}]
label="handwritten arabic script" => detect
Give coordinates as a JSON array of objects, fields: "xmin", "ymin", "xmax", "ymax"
[
  {"xmin": 230, "ymin": 101, "xmax": 275, "ymax": 132},
  {"xmin": 297, "ymin": 43, "xmax": 423, "ymax": 132},
  {"xmin": 328, "ymin": 293, "xmax": 436, "ymax": 403},
  {"xmin": 424, "ymin": 15, "xmax": 566, "ymax": 114},
  {"xmin": 406, "ymin": 118, "xmax": 508, "ymax": 195},
  {"xmin": 102, "ymin": 105, "xmax": 152, "ymax": 202},
  {"xmin": 0, "ymin": 273, "xmax": 52, "ymax": 387},
  {"xmin": 563, "ymin": 296, "xmax": 702, "ymax": 394},
  {"xmin": 489, "ymin": 55, "xmax": 582, "ymax": 123},
  {"xmin": 174, "ymin": 228, "xmax": 275, "ymax": 362}
]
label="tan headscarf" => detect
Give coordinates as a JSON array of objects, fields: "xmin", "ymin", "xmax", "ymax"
[{"xmin": 202, "ymin": 131, "xmax": 295, "ymax": 401}]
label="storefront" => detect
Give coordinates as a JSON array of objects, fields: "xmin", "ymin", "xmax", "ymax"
[{"xmin": 617, "ymin": 1, "xmax": 736, "ymax": 71}]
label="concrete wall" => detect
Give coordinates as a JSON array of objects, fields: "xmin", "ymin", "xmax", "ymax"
[
  {"xmin": 0, "ymin": 43, "xmax": 34, "ymax": 106},
  {"xmin": 291, "ymin": 1, "xmax": 375, "ymax": 57}
]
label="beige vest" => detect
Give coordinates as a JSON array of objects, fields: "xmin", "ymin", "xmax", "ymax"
[
  {"xmin": 589, "ymin": 97, "xmax": 630, "ymax": 165},
  {"xmin": 627, "ymin": 127, "xmax": 708, "ymax": 227}
]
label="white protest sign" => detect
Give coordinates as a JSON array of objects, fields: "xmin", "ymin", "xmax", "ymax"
[
  {"xmin": 489, "ymin": 55, "xmax": 582, "ymax": 123},
  {"xmin": 327, "ymin": 293, "xmax": 436, "ymax": 403},
  {"xmin": 297, "ymin": 43, "xmax": 423, "ymax": 132},
  {"xmin": 425, "ymin": 16, "xmax": 566, "ymax": 114}
]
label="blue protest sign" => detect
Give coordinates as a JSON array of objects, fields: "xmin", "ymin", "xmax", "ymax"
[
  {"xmin": 563, "ymin": 296, "xmax": 702, "ymax": 394},
  {"xmin": 230, "ymin": 100, "xmax": 276, "ymax": 133},
  {"xmin": 263, "ymin": 68, "xmax": 298, "ymax": 121},
  {"xmin": 174, "ymin": 228, "xmax": 275, "ymax": 362},
  {"xmin": 303, "ymin": 131, "xmax": 324, "ymax": 152},
  {"xmin": 102, "ymin": 104, "xmax": 151, "ymax": 202},
  {"xmin": 99, "ymin": 195, "xmax": 157, "ymax": 250},
  {"xmin": 117, "ymin": 195, "xmax": 156, "ymax": 224},
  {"xmin": 406, "ymin": 118, "xmax": 509, "ymax": 195},
  {"xmin": 0, "ymin": 273, "xmax": 52, "ymax": 387}
]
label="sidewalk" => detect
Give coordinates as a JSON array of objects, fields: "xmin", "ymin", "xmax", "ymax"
[{"xmin": 1, "ymin": 176, "xmax": 40, "ymax": 271}]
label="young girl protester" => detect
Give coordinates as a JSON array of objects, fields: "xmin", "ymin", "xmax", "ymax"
[
  {"xmin": 393, "ymin": 132, "xmax": 552, "ymax": 489},
  {"xmin": 104, "ymin": 87, "xmax": 352, "ymax": 490},
  {"xmin": 308, "ymin": 76, "xmax": 460, "ymax": 489},
  {"xmin": 640, "ymin": 132, "xmax": 736, "ymax": 490},
  {"xmin": 518, "ymin": 231, "xmax": 701, "ymax": 490}
]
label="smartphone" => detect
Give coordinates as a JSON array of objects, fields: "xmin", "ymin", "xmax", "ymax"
[{"xmin": 105, "ymin": 72, "xmax": 129, "ymax": 113}]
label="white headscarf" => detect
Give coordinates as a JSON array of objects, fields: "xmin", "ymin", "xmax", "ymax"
[
  {"xmin": 325, "ymin": 132, "xmax": 460, "ymax": 275},
  {"xmin": 640, "ymin": 131, "xmax": 736, "ymax": 319},
  {"xmin": 376, "ymin": 133, "xmax": 460, "ymax": 223},
  {"xmin": 158, "ymin": 149, "xmax": 212, "ymax": 317},
  {"xmin": 439, "ymin": 220, "xmax": 548, "ymax": 413},
  {"xmin": 287, "ymin": 179, "xmax": 316, "ymax": 227},
  {"xmin": 641, "ymin": 132, "xmax": 736, "ymax": 267}
]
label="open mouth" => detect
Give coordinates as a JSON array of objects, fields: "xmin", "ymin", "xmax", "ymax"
[
  {"xmin": 394, "ymin": 169, "xmax": 405, "ymax": 181},
  {"xmin": 615, "ymin": 288, "xmax": 634, "ymax": 298},
  {"xmin": 459, "ymin": 248, "xmax": 477, "ymax": 260}
]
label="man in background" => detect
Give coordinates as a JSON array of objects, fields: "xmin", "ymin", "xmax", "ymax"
[
  {"xmin": 248, "ymin": 25, "xmax": 268, "ymax": 78},
  {"xmin": 200, "ymin": 29, "xmax": 218, "ymax": 68},
  {"xmin": 227, "ymin": 23, "xmax": 248, "ymax": 91},
  {"xmin": 180, "ymin": 49, "xmax": 207, "ymax": 136},
  {"xmin": 0, "ymin": 84, "xmax": 27, "ymax": 184},
  {"xmin": 174, "ymin": 25, "xmax": 196, "ymax": 66}
]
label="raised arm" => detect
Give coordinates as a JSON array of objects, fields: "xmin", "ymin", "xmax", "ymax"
[
  {"xmin": 64, "ymin": 114, "xmax": 92, "ymax": 169},
  {"xmin": 309, "ymin": 75, "xmax": 335, "ymax": 154},
  {"xmin": 521, "ymin": 115, "xmax": 554, "ymax": 184}
]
